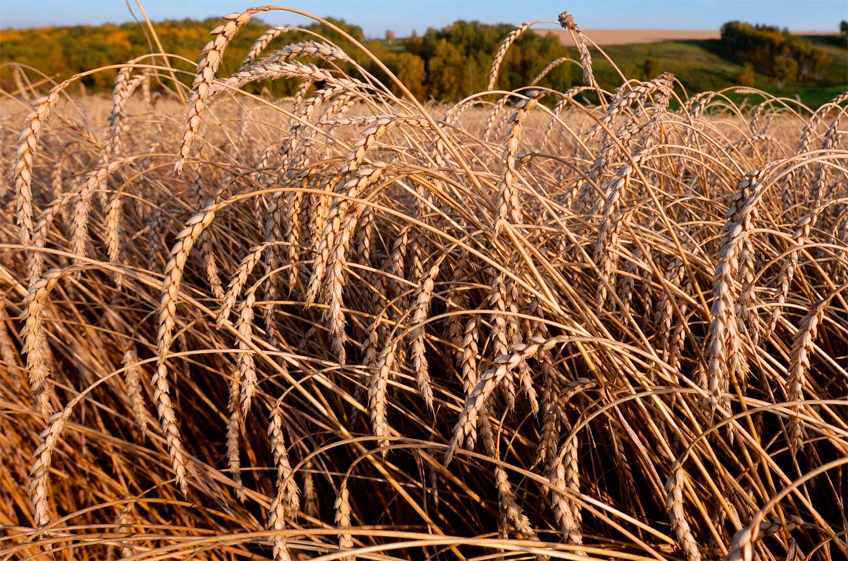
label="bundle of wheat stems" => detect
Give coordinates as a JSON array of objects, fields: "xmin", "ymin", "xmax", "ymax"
[{"xmin": 1, "ymin": 6, "xmax": 847, "ymax": 561}]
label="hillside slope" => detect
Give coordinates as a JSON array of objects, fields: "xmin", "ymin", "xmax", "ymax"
[{"xmin": 542, "ymin": 33, "xmax": 846, "ymax": 108}]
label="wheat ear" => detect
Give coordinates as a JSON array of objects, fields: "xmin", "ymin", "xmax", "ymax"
[
  {"xmin": 370, "ymin": 332, "xmax": 399, "ymax": 452},
  {"xmin": 706, "ymin": 170, "xmax": 762, "ymax": 413},
  {"xmin": 105, "ymin": 192, "xmax": 125, "ymax": 289},
  {"xmin": 269, "ymin": 403, "xmax": 300, "ymax": 515},
  {"xmin": 558, "ymin": 11, "xmax": 595, "ymax": 88},
  {"xmin": 123, "ymin": 347, "xmax": 149, "ymax": 436},
  {"xmin": 786, "ymin": 298, "xmax": 826, "ymax": 456},
  {"xmin": 14, "ymin": 82, "xmax": 73, "ymax": 245},
  {"xmin": 29, "ymin": 408, "xmax": 73, "ymax": 528},
  {"xmin": 268, "ymin": 491, "xmax": 292, "ymax": 561},
  {"xmin": 237, "ymin": 291, "xmax": 258, "ymax": 418},
  {"xmin": 20, "ymin": 268, "xmax": 66, "ymax": 418},
  {"xmin": 243, "ymin": 25, "xmax": 293, "ymax": 67},
  {"xmin": 446, "ymin": 340, "xmax": 547, "ymax": 465},
  {"xmin": 548, "ymin": 446, "xmax": 583, "ymax": 546},
  {"xmin": 219, "ymin": 244, "xmax": 266, "ymax": 327},
  {"xmin": 410, "ymin": 261, "xmax": 441, "ymax": 413},
  {"xmin": 321, "ymin": 165, "xmax": 388, "ymax": 366},
  {"xmin": 665, "ymin": 463, "xmax": 703, "ymax": 561},
  {"xmin": 154, "ymin": 199, "xmax": 221, "ymax": 494},
  {"xmin": 497, "ymin": 91, "xmax": 542, "ymax": 229},
  {"xmin": 335, "ymin": 482, "xmax": 353, "ymax": 551},
  {"xmin": 0, "ymin": 294, "xmax": 18, "ymax": 370},
  {"xmin": 176, "ymin": 11, "xmax": 254, "ymax": 174},
  {"xmin": 488, "ymin": 22, "xmax": 533, "ymax": 91}
]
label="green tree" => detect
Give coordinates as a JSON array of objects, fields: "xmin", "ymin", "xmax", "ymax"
[
  {"xmin": 773, "ymin": 55, "xmax": 798, "ymax": 88},
  {"xmin": 720, "ymin": 20, "xmax": 834, "ymax": 85},
  {"xmin": 404, "ymin": 30, "xmax": 424, "ymax": 56},
  {"xmin": 390, "ymin": 52, "xmax": 426, "ymax": 99},
  {"xmin": 427, "ymin": 39, "xmax": 466, "ymax": 100},
  {"xmin": 841, "ymin": 20, "xmax": 847, "ymax": 37},
  {"xmin": 738, "ymin": 63, "xmax": 756, "ymax": 87}
]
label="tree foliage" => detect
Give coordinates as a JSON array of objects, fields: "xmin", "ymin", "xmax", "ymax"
[
  {"xmin": 0, "ymin": 16, "xmax": 840, "ymax": 102},
  {"xmin": 738, "ymin": 62, "xmax": 756, "ymax": 87},
  {"xmin": 720, "ymin": 21, "xmax": 833, "ymax": 83},
  {"xmin": 773, "ymin": 55, "xmax": 798, "ymax": 88},
  {"xmin": 0, "ymin": 17, "xmax": 578, "ymax": 102}
]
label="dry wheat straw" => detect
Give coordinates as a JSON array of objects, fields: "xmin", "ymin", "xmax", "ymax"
[{"xmin": 4, "ymin": 12, "xmax": 848, "ymax": 560}]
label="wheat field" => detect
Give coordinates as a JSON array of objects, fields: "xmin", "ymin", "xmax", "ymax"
[{"xmin": 1, "ymin": 7, "xmax": 847, "ymax": 561}]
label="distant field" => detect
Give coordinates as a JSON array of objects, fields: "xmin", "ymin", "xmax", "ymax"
[
  {"xmin": 543, "ymin": 28, "xmax": 840, "ymax": 46},
  {"xmin": 545, "ymin": 28, "xmax": 720, "ymax": 45}
]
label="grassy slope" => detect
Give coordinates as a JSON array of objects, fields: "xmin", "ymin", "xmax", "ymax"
[{"xmin": 555, "ymin": 37, "xmax": 847, "ymax": 109}]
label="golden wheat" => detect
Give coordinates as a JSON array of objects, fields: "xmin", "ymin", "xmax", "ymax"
[{"xmin": 1, "ymin": 7, "xmax": 847, "ymax": 561}]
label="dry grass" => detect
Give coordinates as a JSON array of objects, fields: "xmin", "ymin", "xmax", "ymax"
[{"xmin": 1, "ymin": 7, "xmax": 847, "ymax": 561}]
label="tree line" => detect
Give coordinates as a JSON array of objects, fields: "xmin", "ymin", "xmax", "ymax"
[
  {"xmin": 0, "ymin": 17, "xmax": 580, "ymax": 101},
  {"xmin": 1, "ymin": 17, "xmax": 843, "ymax": 101},
  {"xmin": 720, "ymin": 21, "xmax": 834, "ymax": 86}
]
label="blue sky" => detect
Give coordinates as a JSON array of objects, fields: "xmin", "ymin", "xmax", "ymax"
[{"xmin": 1, "ymin": 1, "xmax": 845, "ymax": 35}]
